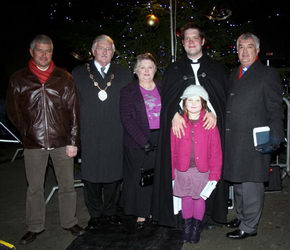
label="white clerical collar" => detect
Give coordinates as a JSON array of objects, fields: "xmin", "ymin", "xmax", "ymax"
[
  {"xmin": 94, "ymin": 61, "xmax": 110, "ymax": 74},
  {"xmin": 188, "ymin": 55, "xmax": 202, "ymax": 64},
  {"xmin": 191, "ymin": 62, "xmax": 200, "ymax": 74}
]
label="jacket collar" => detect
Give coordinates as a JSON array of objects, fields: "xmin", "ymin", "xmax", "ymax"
[{"xmin": 183, "ymin": 109, "xmax": 206, "ymax": 125}]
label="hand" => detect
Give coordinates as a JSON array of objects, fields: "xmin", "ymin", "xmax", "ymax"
[
  {"xmin": 172, "ymin": 112, "xmax": 186, "ymax": 139},
  {"xmin": 202, "ymin": 112, "xmax": 217, "ymax": 130},
  {"xmin": 144, "ymin": 142, "xmax": 157, "ymax": 154},
  {"xmin": 66, "ymin": 145, "xmax": 78, "ymax": 158},
  {"xmin": 256, "ymin": 137, "xmax": 282, "ymax": 154}
]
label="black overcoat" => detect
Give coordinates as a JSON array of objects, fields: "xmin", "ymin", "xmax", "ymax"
[
  {"xmin": 152, "ymin": 54, "xmax": 228, "ymax": 227},
  {"xmin": 72, "ymin": 60, "xmax": 131, "ymax": 183},
  {"xmin": 223, "ymin": 60, "xmax": 284, "ymax": 183}
]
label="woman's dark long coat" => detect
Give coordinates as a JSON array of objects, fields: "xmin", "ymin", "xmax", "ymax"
[
  {"xmin": 223, "ymin": 60, "xmax": 284, "ymax": 183},
  {"xmin": 152, "ymin": 54, "xmax": 228, "ymax": 227},
  {"xmin": 120, "ymin": 80, "xmax": 161, "ymax": 217},
  {"xmin": 72, "ymin": 60, "xmax": 131, "ymax": 183}
]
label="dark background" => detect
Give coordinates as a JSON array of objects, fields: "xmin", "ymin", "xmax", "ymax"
[{"xmin": 1, "ymin": 0, "xmax": 290, "ymax": 98}]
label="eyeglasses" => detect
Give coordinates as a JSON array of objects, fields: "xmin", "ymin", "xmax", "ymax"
[{"xmin": 96, "ymin": 47, "xmax": 113, "ymax": 52}]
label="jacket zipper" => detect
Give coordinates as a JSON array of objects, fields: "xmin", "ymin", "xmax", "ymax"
[{"xmin": 42, "ymin": 84, "xmax": 49, "ymax": 148}]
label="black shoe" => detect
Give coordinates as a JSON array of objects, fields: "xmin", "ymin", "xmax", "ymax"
[
  {"xmin": 226, "ymin": 229, "xmax": 257, "ymax": 239},
  {"xmin": 225, "ymin": 219, "xmax": 241, "ymax": 228},
  {"xmin": 19, "ymin": 231, "xmax": 42, "ymax": 245},
  {"xmin": 147, "ymin": 217, "xmax": 158, "ymax": 225},
  {"xmin": 86, "ymin": 217, "xmax": 100, "ymax": 230},
  {"xmin": 136, "ymin": 221, "xmax": 145, "ymax": 230},
  {"xmin": 105, "ymin": 215, "xmax": 122, "ymax": 225},
  {"xmin": 64, "ymin": 224, "xmax": 85, "ymax": 236}
]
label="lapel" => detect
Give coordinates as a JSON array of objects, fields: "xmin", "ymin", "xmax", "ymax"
[
  {"xmin": 131, "ymin": 81, "xmax": 148, "ymax": 124},
  {"xmin": 236, "ymin": 60, "xmax": 261, "ymax": 83},
  {"xmin": 88, "ymin": 61, "xmax": 102, "ymax": 80},
  {"xmin": 178, "ymin": 56, "xmax": 195, "ymax": 83},
  {"xmin": 104, "ymin": 63, "xmax": 115, "ymax": 82}
]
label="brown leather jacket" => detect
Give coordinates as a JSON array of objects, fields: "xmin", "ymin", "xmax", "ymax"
[{"xmin": 6, "ymin": 67, "xmax": 80, "ymax": 149}]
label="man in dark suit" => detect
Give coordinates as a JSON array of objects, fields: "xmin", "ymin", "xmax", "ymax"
[
  {"xmin": 152, "ymin": 22, "xmax": 229, "ymax": 228},
  {"xmin": 223, "ymin": 32, "xmax": 284, "ymax": 239},
  {"xmin": 72, "ymin": 35, "xmax": 131, "ymax": 229}
]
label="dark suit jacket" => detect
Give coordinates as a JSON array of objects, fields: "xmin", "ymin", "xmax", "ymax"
[{"xmin": 120, "ymin": 79, "xmax": 161, "ymax": 148}]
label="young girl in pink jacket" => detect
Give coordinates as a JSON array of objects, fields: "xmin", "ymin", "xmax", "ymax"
[{"xmin": 171, "ymin": 85, "xmax": 222, "ymax": 243}]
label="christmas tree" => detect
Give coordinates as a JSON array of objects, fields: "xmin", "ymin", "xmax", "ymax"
[{"xmin": 48, "ymin": 0, "xmax": 253, "ymax": 71}]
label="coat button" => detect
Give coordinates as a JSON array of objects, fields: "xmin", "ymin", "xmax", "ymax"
[
  {"xmin": 226, "ymin": 110, "xmax": 231, "ymax": 114},
  {"xmin": 230, "ymin": 93, "xmax": 235, "ymax": 96},
  {"xmin": 226, "ymin": 128, "xmax": 230, "ymax": 131}
]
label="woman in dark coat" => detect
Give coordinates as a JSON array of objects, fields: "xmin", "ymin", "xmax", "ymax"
[{"xmin": 120, "ymin": 53, "xmax": 161, "ymax": 229}]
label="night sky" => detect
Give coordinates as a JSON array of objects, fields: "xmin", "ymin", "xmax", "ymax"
[{"xmin": 1, "ymin": 0, "xmax": 290, "ymax": 97}]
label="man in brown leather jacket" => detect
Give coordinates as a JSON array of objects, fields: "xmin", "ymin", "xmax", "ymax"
[{"xmin": 6, "ymin": 34, "xmax": 84, "ymax": 245}]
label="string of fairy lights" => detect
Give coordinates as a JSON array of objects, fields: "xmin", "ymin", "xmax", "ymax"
[{"xmin": 47, "ymin": 0, "xmax": 286, "ymax": 70}]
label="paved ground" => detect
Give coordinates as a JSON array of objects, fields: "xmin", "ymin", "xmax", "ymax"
[{"xmin": 0, "ymin": 142, "xmax": 290, "ymax": 250}]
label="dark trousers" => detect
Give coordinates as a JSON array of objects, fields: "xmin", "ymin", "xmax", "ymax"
[{"xmin": 83, "ymin": 180, "xmax": 121, "ymax": 218}]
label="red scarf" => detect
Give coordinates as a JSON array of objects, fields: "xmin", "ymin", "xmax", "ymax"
[{"xmin": 28, "ymin": 59, "xmax": 55, "ymax": 84}]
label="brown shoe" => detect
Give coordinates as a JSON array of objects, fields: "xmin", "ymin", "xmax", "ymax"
[
  {"xmin": 19, "ymin": 231, "xmax": 42, "ymax": 245},
  {"xmin": 64, "ymin": 224, "xmax": 85, "ymax": 236}
]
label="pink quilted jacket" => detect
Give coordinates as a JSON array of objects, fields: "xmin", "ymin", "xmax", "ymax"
[{"xmin": 170, "ymin": 111, "xmax": 222, "ymax": 181}]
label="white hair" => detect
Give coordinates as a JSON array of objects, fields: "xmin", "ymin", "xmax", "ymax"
[
  {"xmin": 237, "ymin": 32, "xmax": 260, "ymax": 49},
  {"xmin": 30, "ymin": 34, "xmax": 53, "ymax": 50},
  {"xmin": 91, "ymin": 34, "xmax": 115, "ymax": 53}
]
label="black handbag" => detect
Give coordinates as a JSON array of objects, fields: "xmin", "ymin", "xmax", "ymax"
[{"xmin": 139, "ymin": 168, "xmax": 154, "ymax": 187}]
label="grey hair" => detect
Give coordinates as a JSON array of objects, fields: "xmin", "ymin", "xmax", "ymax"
[
  {"xmin": 91, "ymin": 34, "xmax": 116, "ymax": 53},
  {"xmin": 134, "ymin": 52, "xmax": 157, "ymax": 73},
  {"xmin": 30, "ymin": 34, "xmax": 53, "ymax": 50},
  {"xmin": 237, "ymin": 32, "xmax": 260, "ymax": 49}
]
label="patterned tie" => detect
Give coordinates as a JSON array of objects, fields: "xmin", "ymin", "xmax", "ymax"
[{"xmin": 100, "ymin": 66, "xmax": 106, "ymax": 78}]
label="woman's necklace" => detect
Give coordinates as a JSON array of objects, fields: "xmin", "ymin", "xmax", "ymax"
[{"xmin": 86, "ymin": 63, "xmax": 114, "ymax": 101}]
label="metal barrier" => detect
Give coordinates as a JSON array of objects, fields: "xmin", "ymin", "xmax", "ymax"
[
  {"xmin": 45, "ymin": 180, "xmax": 84, "ymax": 204},
  {"xmin": 0, "ymin": 122, "xmax": 23, "ymax": 162},
  {"xmin": 271, "ymin": 97, "xmax": 290, "ymax": 178}
]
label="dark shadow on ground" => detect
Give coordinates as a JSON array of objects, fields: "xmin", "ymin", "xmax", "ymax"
[{"xmin": 67, "ymin": 216, "xmax": 183, "ymax": 250}]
